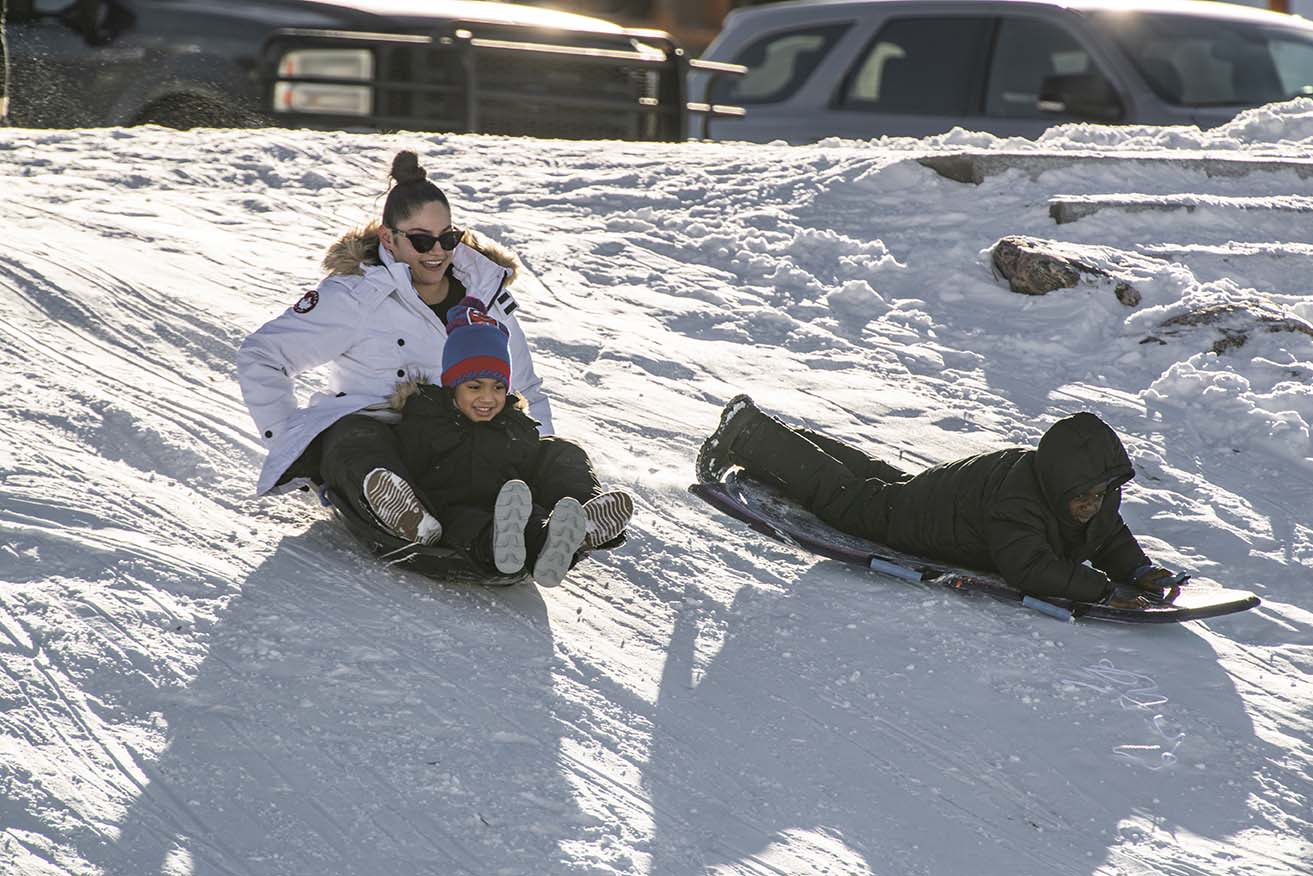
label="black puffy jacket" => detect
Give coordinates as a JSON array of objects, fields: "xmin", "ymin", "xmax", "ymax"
[
  {"xmin": 877, "ymin": 413, "xmax": 1148, "ymax": 602},
  {"xmin": 394, "ymin": 385, "xmax": 544, "ymax": 544}
]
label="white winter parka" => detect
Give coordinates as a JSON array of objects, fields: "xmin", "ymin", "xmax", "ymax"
[{"xmin": 237, "ymin": 233, "xmax": 553, "ymax": 497}]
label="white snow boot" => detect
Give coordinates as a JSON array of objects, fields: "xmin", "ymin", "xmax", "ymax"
[
  {"xmin": 492, "ymin": 479, "xmax": 533, "ymax": 574},
  {"xmin": 581, "ymin": 490, "xmax": 634, "ymax": 550},
  {"xmin": 532, "ymin": 497, "xmax": 587, "ymax": 588},
  {"xmin": 362, "ymin": 468, "xmax": 442, "ymax": 545}
]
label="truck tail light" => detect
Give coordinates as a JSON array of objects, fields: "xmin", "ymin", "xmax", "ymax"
[
  {"xmin": 277, "ymin": 49, "xmax": 373, "ymax": 81},
  {"xmin": 274, "ymin": 49, "xmax": 373, "ymax": 116},
  {"xmin": 274, "ymin": 82, "xmax": 372, "ymax": 116}
]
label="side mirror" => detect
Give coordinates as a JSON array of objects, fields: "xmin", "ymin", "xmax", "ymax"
[{"xmin": 1037, "ymin": 73, "xmax": 1123, "ymax": 122}]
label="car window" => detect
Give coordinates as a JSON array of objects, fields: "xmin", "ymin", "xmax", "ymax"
[
  {"xmin": 1272, "ymin": 39, "xmax": 1313, "ymax": 98},
  {"xmin": 985, "ymin": 17, "xmax": 1108, "ymax": 118},
  {"xmin": 837, "ymin": 17, "xmax": 992, "ymax": 115},
  {"xmin": 1091, "ymin": 11, "xmax": 1313, "ymax": 106},
  {"xmin": 711, "ymin": 24, "xmax": 850, "ymax": 104}
]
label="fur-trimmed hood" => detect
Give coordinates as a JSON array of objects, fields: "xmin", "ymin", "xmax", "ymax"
[
  {"xmin": 387, "ymin": 376, "xmax": 530, "ymax": 416},
  {"xmin": 321, "ymin": 220, "xmax": 520, "ymax": 285}
]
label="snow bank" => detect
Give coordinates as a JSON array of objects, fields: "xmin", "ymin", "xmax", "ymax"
[{"xmin": 830, "ymin": 97, "xmax": 1313, "ymax": 155}]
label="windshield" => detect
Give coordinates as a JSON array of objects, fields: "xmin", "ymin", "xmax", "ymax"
[{"xmin": 1090, "ymin": 11, "xmax": 1313, "ymax": 107}]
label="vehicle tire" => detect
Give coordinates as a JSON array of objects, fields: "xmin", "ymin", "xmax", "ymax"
[{"xmin": 135, "ymin": 94, "xmax": 260, "ymax": 129}]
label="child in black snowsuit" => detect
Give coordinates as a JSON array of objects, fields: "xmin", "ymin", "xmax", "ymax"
[
  {"xmin": 698, "ymin": 396, "xmax": 1183, "ymax": 608},
  {"xmin": 391, "ymin": 298, "xmax": 633, "ymax": 586}
]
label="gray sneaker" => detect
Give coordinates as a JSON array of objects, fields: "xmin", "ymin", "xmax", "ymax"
[
  {"xmin": 532, "ymin": 497, "xmax": 587, "ymax": 587},
  {"xmin": 363, "ymin": 468, "xmax": 442, "ymax": 544},
  {"xmin": 695, "ymin": 394, "xmax": 759, "ymax": 483},
  {"xmin": 492, "ymin": 479, "xmax": 533, "ymax": 574}
]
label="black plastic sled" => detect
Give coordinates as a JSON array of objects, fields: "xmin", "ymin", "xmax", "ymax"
[
  {"xmin": 325, "ymin": 489, "xmax": 526, "ymax": 586},
  {"xmin": 691, "ymin": 471, "xmax": 1261, "ymax": 624}
]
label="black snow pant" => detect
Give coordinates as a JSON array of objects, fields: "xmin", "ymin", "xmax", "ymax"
[
  {"xmin": 317, "ymin": 414, "xmax": 412, "ymax": 523},
  {"xmin": 733, "ymin": 413, "xmax": 910, "ymax": 543},
  {"xmin": 443, "ymin": 437, "xmax": 605, "ymax": 570}
]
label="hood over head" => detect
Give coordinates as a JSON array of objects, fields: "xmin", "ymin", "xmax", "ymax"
[{"xmin": 1034, "ymin": 412, "xmax": 1135, "ymax": 523}]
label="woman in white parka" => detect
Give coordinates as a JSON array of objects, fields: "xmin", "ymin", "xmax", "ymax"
[{"xmin": 237, "ymin": 151, "xmax": 554, "ymax": 543}]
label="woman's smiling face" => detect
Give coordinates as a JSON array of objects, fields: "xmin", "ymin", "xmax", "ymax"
[{"xmin": 381, "ymin": 200, "xmax": 455, "ymax": 286}]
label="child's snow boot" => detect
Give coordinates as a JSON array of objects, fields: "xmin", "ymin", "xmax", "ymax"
[
  {"xmin": 696, "ymin": 394, "xmax": 762, "ymax": 482},
  {"xmin": 581, "ymin": 490, "xmax": 634, "ymax": 550},
  {"xmin": 533, "ymin": 497, "xmax": 587, "ymax": 587},
  {"xmin": 492, "ymin": 479, "xmax": 533, "ymax": 574},
  {"xmin": 363, "ymin": 468, "xmax": 442, "ymax": 544}
]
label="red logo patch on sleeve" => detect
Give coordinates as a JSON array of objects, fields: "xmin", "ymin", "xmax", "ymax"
[
  {"xmin": 293, "ymin": 289, "xmax": 319, "ymax": 314},
  {"xmin": 466, "ymin": 309, "xmax": 500, "ymax": 327}
]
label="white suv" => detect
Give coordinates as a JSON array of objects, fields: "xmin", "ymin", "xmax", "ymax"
[{"xmin": 690, "ymin": 0, "xmax": 1313, "ymax": 142}]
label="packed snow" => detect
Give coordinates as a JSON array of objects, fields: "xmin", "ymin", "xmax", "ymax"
[{"xmin": 1, "ymin": 98, "xmax": 1311, "ymax": 876}]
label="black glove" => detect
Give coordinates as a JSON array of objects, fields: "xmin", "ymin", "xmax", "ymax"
[
  {"xmin": 1132, "ymin": 564, "xmax": 1189, "ymax": 587},
  {"xmin": 1117, "ymin": 564, "xmax": 1189, "ymax": 606}
]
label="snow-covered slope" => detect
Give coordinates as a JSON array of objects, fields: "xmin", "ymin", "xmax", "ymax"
[{"xmin": 2, "ymin": 101, "xmax": 1311, "ymax": 876}]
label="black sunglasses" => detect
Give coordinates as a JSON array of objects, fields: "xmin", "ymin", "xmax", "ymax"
[{"xmin": 393, "ymin": 226, "xmax": 462, "ymax": 254}]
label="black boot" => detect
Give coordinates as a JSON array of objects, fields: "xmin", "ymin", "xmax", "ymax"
[{"xmin": 696, "ymin": 394, "xmax": 767, "ymax": 483}]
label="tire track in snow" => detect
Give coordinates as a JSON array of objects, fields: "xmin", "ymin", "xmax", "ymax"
[
  {"xmin": 0, "ymin": 253, "xmax": 260, "ymax": 464},
  {"xmin": 0, "ymin": 597, "xmax": 254, "ymax": 873}
]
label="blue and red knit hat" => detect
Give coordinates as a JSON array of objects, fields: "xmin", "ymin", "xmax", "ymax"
[{"xmin": 441, "ymin": 296, "xmax": 512, "ymax": 389}]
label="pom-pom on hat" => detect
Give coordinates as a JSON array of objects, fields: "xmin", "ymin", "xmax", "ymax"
[{"xmin": 441, "ymin": 296, "xmax": 512, "ymax": 389}]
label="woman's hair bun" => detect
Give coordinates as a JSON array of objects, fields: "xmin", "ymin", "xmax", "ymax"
[
  {"xmin": 380, "ymin": 149, "xmax": 449, "ymax": 226},
  {"xmin": 389, "ymin": 150, "xmax": 427, "ymax": 186}
]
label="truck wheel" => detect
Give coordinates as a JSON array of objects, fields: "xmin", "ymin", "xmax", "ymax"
[{"xmin": 135, "ymin": 95, "xmax": 257, "ymax": 129}]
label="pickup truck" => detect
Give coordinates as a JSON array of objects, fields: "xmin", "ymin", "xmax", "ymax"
[{"xmin": 1, "ymin": 0, "xmax": 742, "ymax": 139}]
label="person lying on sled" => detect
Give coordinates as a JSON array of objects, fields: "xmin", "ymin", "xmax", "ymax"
[
  {"xmin": 698, "ymin": 398, "xmax": 1184, "ymax": 609},
  {"xmin": 386, "ymin": 298, "xmax": 634, "ymax": 587}
]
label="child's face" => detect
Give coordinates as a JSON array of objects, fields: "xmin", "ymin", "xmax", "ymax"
[
  {"xmin": 453, "ymin": 377, "xmax": 507, "ymax": 422},
  {"xmin": 1067, "ymin": 481, "xmax": 1111, "ymax": 525}
]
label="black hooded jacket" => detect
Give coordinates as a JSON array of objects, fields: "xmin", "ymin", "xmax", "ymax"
[
  {"xmin": 874, "ymin": 413, "xmax": 1148, "ymax": 602},
  {"xmin": 394, "ymin": 385, "xmax": 545, "ymax": 545}
]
